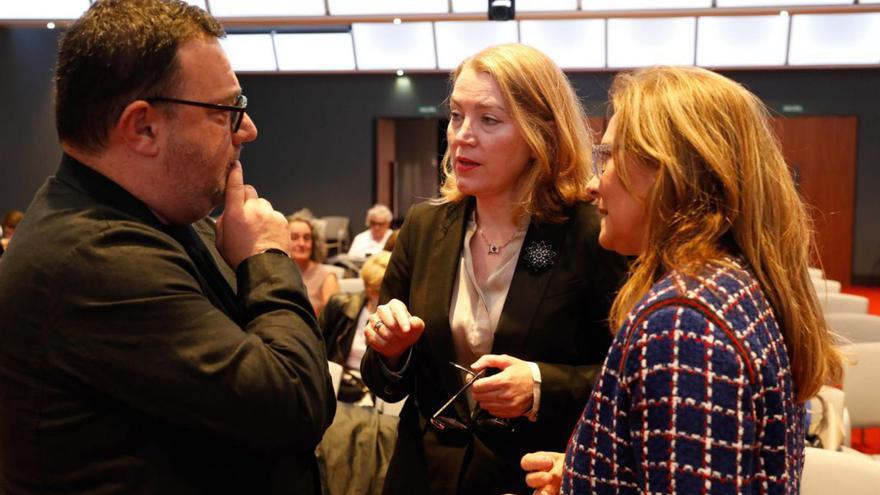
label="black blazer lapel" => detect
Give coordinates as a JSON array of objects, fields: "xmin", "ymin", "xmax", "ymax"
[
  {"xmin": 492, "ymin": 219, "xmax": 565, "ymax": 357},
  {"xmin": 419, "ymin": 200, "xmax": 473, "ymax": 420}
]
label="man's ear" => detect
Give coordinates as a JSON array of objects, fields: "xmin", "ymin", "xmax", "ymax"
[{"xmin": 116, "ymin": 100, "xmax": 162, "ymax": 157}]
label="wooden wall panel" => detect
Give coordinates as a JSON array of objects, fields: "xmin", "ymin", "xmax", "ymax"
[{"xmin": 773, "ymin": 116, "xmax": 857, "ymax": 285}]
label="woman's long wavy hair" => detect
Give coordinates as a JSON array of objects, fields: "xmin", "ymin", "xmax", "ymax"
[
  {"xmin": 438, "ymin": 43, "xmax": 592, "ymax": 223},
  {"xmin": 608, "ymin": 66, "xmax": 841, "ymax": 402}
]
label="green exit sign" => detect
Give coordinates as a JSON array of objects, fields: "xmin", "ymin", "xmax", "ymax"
[
  {"xmin": 418, "ymin": 105, "xmax": 438, "ymax": 115},
  {"xmin": 781, "ymin": 104, "xmax": 804, "ymax": 114}
]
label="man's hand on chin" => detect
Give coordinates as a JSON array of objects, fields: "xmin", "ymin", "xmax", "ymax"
[{"xmin": 215, "ymin": 161, "xmax": 292, "ymax": 269}]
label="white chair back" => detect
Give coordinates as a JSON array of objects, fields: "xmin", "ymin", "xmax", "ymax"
[
  {"xmin": 813, "ymin": 278, "xmax": 842, "ymax": 294},
  {"xmin": 321, "ymin": 216, "xmax": 350, "ymax": 253},
  {"xmin": 801, "ymin": 447, "xmax": 880, "ymax": 495},
  {"xmin": 826, "ymin": 313, "xmax": 880, "ymax": 344},
  {"xmin": 338, "ymin": 277, "xmax": 364, "ymax": 294},
  {"xmin": 841, "ymin": 342, "xmax": 880, "ymax": 429},
  {"xmin": 807, "ymin": 385, "xmax": 848, "ymax": 450},
  {"xmin": 818, "ymin": 293, "xmax": 869, "ymax": 314},
  {"xmin": 808, "ymin": 267, "xmax": 825, "ymax": 279}
]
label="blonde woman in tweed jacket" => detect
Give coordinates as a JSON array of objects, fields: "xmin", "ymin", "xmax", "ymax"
[{"xmin": 521, "ymin": 67, "xmax": 842, "ymax": 494}]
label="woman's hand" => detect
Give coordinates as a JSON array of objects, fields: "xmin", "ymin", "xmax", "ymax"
[
  {"xmin": 364, "ymin": 298, "xmax": 425, "ymax": 368},
  {"xmin": 470, "ymin": 354, "xmax": 534, "ymax": 418},
  {"xmin": 521, "ymin": 451, "xmax": 564, "ymax": 495}
]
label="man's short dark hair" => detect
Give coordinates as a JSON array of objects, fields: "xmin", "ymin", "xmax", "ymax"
[{"xmin": 55, "ymin": 0, "xmax": 225, "ymax": 153}]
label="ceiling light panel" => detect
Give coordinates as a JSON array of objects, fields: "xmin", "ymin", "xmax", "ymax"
[
  {"xmin": 452, "ymin": 0, "xmax": 578, "ymax": 13},
  {"xmin": 519, "ymin": 19, "xmax": 605, "ymax": 68},
  {"xmin": 517, "ymin": 0, "xmax": 579, "ymax": 11},
  {"xmin": 208, "ymin": 0, "xmax": 325, "ymax": 17},
  {"xmin": 185, "ymin": 0, "xmax": 207, "ymax": 10},
  {"xmin": 435, "ymin": 21, "xmax": 520, "ymax": 70},
  {"xmin": 582, "ymin": 0, "xmax": 711, "ymax": 10},
  {"xmin": 352, "ymin": 22, "xmax": 437, "ymax": 70},
  {"xmin": 789, "ymin": 13, "xmax": 880, "ymax": 65},
  {"xmin": 607, "ymin": 17, "xmax": 696, "ymax": 68},
  {"xmin": 697, "ymin": 15, "xmax": 789, "ymax": 67},
  {"xmin": 0, "ymin": 0, "xmax": 90, "ymax": 19},
  {"xmin": 219, "ymin": 34, "xmax": 277, "ymax": 72},
  {"xmin": 274, "ymin": 33, "xmax": 356, "ymax": 71},
  {"xmin": 329, "ymin": 0, "xmax": 448, "ymax": 15},
  {"xmin": 451, "ymin": 0, "xmax": 485, "ymax": 12},
  {"xmin": 717, "ymin": 0, "xmax": 852, "ymax": 6}
]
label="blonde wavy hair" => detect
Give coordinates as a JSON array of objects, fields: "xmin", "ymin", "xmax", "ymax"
[
  {"xmin": 607, "ymin": 66, "xmax": 841, "ymax": 402},
  {"xmin": 360, "ymin": 250, "xmax": 391, "ymax": 293},
  {"xmin": 438, "ymin": 43, "xmax": 592, "ymax": 223}
]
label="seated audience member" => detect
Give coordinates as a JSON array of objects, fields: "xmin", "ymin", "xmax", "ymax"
[
  {"xmin": 1, "ymin": 209, "xmax": 23, "ymax": 251},
  {"xmin": 521, "ymin": 66, "xmax": 842, "ymax": 494},
  {"xmin": 289, "ymin": 213, "xmax": 340, "ymax": 315},
  {"xmin": 347, "ymin": 204, "xmax": 392, "ymax": 261},
  {"xmin": 0, "ymin": 1, "xmax": 335, "ymax": 493},
  {"xmin": 320, "ymin": 250, "xmax": 391, "ymax": 404}
]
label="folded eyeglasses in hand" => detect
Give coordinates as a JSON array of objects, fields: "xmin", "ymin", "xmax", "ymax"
[{"xmin": 430, "ymin": 362, "xmax": 513, "ymax": 432}]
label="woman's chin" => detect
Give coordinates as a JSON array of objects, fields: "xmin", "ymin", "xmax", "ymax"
[{"xmin": 455, "ymin": 182, "xmax": 475, "ymax": 196}]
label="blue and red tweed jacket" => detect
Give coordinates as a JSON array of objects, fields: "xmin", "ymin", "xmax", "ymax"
[{"xmin": 562, "ymin": 258, "xmax": 805, "ymax": 494}]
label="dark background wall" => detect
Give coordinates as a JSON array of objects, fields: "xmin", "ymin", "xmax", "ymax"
[
  {"xmin": 1, "ymin": 27, "xmax": 878, "ymax": 284},
  {"xmin": 0, "ymin": 28, "xmax": 64, "ymax": 215}
]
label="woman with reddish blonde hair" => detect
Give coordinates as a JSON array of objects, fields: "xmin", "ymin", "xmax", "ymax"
[
  {"xmin": 522, "ymin": 66, "xmax": 841, "ymax": 494},
  {"xmin": 359, "ymin": 44, "xmax": 627, "ymax": 494}
]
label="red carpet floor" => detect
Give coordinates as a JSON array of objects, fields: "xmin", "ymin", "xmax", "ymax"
[{"xmin": 841, "ymin": 286, "xmax": 880, "ymax": 454}]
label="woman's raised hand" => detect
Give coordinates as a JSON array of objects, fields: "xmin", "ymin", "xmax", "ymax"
[{"xmin": 364, "ymin": 298, "xmax": 425, "ymax": 367}]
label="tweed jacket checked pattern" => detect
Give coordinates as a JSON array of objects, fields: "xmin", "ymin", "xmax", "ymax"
[{"xmin": 562, "ymin": 258, "xmax": 805, "ymax": 494}]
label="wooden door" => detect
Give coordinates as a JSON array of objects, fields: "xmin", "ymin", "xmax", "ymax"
[
  {"xmin": 773, "ymin": 117, "xmax": 857, "ymax": 285},
  {"xmin": 375, "ymin": 118, "xmax": 395, "ymax": 213}
]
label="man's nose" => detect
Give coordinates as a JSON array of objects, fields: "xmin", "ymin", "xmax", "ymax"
[{"xmin": 234, "ymin": 113, "xmax": 258, "ymax": 144}]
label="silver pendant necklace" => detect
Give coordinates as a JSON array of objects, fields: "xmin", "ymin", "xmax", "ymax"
[{"xmin": 477, "ymin": 227, "xmax": 519, "ymax": 255}]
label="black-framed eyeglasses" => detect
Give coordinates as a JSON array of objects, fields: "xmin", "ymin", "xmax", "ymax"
[
  {"xmin": 591, "ymin": 143, "xmax": 612, "ymax": 179},
  {"xmin": 146, "ymin": 94, "xmax": 248, "ymax": 133},
  {"xmin": 430, "ymin": 363, "xmax": 512, "ymax": 433}
]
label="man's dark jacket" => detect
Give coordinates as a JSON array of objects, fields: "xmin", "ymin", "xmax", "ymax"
[{"xmin": 0, "ymin": 156, "xmax": 336, "ymax": 494}]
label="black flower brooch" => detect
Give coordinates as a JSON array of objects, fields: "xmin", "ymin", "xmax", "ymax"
[{"xmin": 523, "ymin": 240, "xmax": 556, "ymax": 272}]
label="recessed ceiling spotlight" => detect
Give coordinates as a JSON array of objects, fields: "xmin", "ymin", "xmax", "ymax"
[
  {"xmin": 396, "ymin": 69, "xmax": 405, "ymax": 76},
  {"xmin": 393, "ymin": 18, "xmax": 402, "ymax": 25},
  {"xmin": 47, "ymin": 22, "xmax": 56, "ymax": 29}
]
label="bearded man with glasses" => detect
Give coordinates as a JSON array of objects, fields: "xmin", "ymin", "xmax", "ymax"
[{"xmin": 0, "ymin": 1, "xmax": 335, "ymax": 493}]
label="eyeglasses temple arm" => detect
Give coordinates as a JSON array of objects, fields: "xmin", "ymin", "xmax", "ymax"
[
  {"xmin": 449, "ymin": 362, "xmax": 476, "ymax": 376},
  {"xmin": 430, "ymin": 368, "xmax": 487, "ymax": 421}
]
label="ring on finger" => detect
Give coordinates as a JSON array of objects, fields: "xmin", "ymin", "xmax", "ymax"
[{"xmin": 373, "ymin": 319, "xmax": 384, "ymax": 330}]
